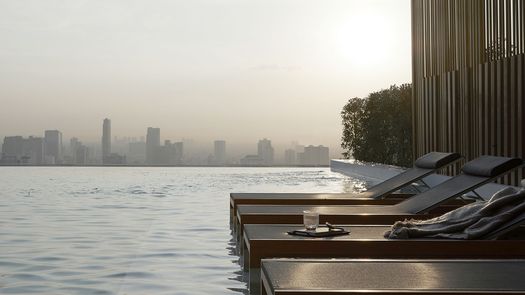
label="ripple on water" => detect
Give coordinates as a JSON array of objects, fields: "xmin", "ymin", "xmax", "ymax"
[
  {"xmin": 19, "ymin": 264, "xmax": 58, "ymax": 272},
  {"xmin": 58, "ymin": 279, "xmax": 105, "ymax": 287},
  {"xmin": 8, "ymin": 273, "xmax": 47, "ymax": 282},
  {"xmin": 76, "ymin": 265, "xmax": 106, "ymax": 271},
  {"xmin": 0, "ymin": 285, "xmax": 51, "ymax": 294},
  {"xmin": 0, "ymin": 261, "xmax": 27, "ymax": 268},
  {"xmin": 103, "ymin": 271, "xmax": 156, "ymax": 279},
  {"xmin": 57, "ymin": 287, "xmax": 115, "ymax": 295},
  {"xmin": 31, "ymin": 256, "xmax": 67, "ymax": 262},
  {"xmin": 140, "ymin": 252, "xmax": 181, "ymax": 259},
  {"xmin": 50, "ymin": 271, "xmax": 86, "ymax": 277}
]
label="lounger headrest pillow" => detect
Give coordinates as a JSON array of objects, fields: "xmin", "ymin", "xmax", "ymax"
[
  {"xmin": 462, "ymin": 156, "xmax": 523, "ymax": 177},
  {"xmin": 414, "ymin": 152, "xmax": 461, "ymax": 169}
]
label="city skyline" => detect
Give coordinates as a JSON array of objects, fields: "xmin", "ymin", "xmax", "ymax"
[
  {"xmin": 0, "ymin": 118, "xmax": 340, "ymax": 161},
  {"xmin": 0, "ymin": 120, "xmax": 332, "ymax": 166}
]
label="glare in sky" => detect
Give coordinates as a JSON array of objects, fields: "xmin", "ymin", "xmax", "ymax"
[{"xmin": 0, "ymin": 0, "xmax": 411, "ymax": 152}]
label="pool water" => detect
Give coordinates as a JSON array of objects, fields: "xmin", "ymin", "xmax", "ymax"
[{"xmin": 0, "ymin": 167, "xmax": 360, "ymax": 294}]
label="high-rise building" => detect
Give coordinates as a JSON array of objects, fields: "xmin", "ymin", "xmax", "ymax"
[
  {"xmin": 1, "ymin": 136, "xmax": 24, "ymax": 161},
  {"xmin": 70, "ymin": 137, "xmax": 80, "ymax": 153},
  {"xmin": 75, "ymin": 145, "xmax": 88, "ymax": 165},
  {"xmin": 27, "ymin": 137, "xmax": 45, "ymax": 165},
  {"xmin": 159, "ymin": 140, "xmax": 183, "ymax": 165},
  {"xmin": 284, "ymin": 149, "xmax": 296, "ymax": 166},
  {"xmin": 70, "ymin": 137, "xmax": 80, "ymax": 163},
  {"xmin": 102, "ymin": 118, "xmax": 111, "ymax": 163},
  {"xmin": 128, "ymin": 141, "xmax": 146, "ymax": 164},
  {"xmin": 257, "ymin": 138, "xmax": 274, "ymax": 166},
  {"xmin": 70, "ymin": 137, "xmax": 88, "ymax": 165},
  {"xmin": 297, "ymin": 145, "xmax": 329, "ymax": 166},
  {"xmin": 1, "ymin": 136, "xmax": 44, "ymax": 165},
  {"xmin": 44, "ymin": 130, "xmax": 62, "ymax": 164},
  {"xmin": 146, "ymin": 127, "xmax": 161, "ymax": 165},
  {"xmin": 104, "ymin": 153, "xmax": 126, "ymax": 165},
  {"xmin": 214, "ymin": 140, "xmax": 226, "ymax": 165},
  {"xmin": 240, "ymin": 154, "xmax": 264, "ymax": 166},
  {"xmin": 173, "ymin": 141, "xmax": 183, "ymax": 165}
]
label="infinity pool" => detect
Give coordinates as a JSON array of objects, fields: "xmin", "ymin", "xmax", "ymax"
[{"xmin": 0, "ymin": 167, "xmax": 361, "ymax": 294}]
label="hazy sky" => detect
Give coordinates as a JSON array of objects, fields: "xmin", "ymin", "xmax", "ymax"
[{"xmin": 0, "ymin": 0, "xmax": 411, "ymax": 152}]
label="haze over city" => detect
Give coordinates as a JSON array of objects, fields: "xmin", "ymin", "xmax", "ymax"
[{"xmin": 0, "ymin": 0, "xmax": 411, "ymax": 157}]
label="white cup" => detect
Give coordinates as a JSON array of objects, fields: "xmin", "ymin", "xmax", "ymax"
[{"xmin": 303, "ymin": 210, "xmax": 319, "ymax": 230}]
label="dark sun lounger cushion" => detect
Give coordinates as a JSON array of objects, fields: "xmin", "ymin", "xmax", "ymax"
[
  {"xmin": 462, "ymin": 155, "xmax": 523, "ymax": 177},
  {"xmin": 414, "ymin": 152, "xmax": 461, "ymax": 169}
]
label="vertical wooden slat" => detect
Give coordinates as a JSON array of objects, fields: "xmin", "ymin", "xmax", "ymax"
[
  {"xmin": 517, "ymin": 1, "xmax": 525, "ymax": 53},
  {"xmin": 502, "ymin": 57, "xmax": 510, "ymax": 161},
  {"xmin": 484, "ymin": 62, "xmax": 490, "ymax": 156},
  {"xmin": 496, "ymin": 59, "xmax": 502, "ymax": 156},
  {"xmin": 516, "ymin": 56, "xmax": 521, "ymax": 184},
  {"xmin": 512, "ymin": 0, "xmax": 517, "ymax": 54},
  {"xmin": 490, "ymin": 60, "xmax": 496, "ymax": 155},
  {"xmin": 479, "ymin": 64, "xmax": 485, "ymax": 155},
  {"xmin": 509, "ymin": 55, "xmax": 517, "ymax": 184}
]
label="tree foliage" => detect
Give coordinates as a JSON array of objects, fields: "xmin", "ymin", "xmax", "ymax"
[{"xmin": 341, "ymin": 84, "xmax": 413, "ymax": 167}]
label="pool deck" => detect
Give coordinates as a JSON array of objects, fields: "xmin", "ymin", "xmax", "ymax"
[{"xmin": 231, "ymin": 160, "xmax": 525, "ymax": 294}]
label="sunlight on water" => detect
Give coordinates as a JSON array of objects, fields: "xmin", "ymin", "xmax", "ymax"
[{"xmin": 0, "ymin": 167, "xmax": 362, "ymax": 294}]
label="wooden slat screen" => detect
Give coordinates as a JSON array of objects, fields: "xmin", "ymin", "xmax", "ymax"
[{"xmin": 412, "ymin": 0, "xmax": 525, "ymax": 185}]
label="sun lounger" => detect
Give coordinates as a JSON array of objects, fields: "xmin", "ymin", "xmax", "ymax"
[
  {"xmin": 235, "ymin": 156, "xmax": 523, "ymax": 234},
  {"xmin": 230, "ymin": 152, "xmax": 461, "ymax": 220},
  {"xmin": 242, "ymin": 186, "xmax": 525, "ymax": 292},
  {"xmin": 260, "ymin": 258, "xmax": 525, "ymax": 294},
  {"xmin": 242, "ymin": 220, "xmax": 525, "ymax": 270},
  {"xmin": 242, "ymin": 220, "xmax": 525, "ymax": 292}
]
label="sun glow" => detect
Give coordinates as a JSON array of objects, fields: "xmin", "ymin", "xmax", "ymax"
[{"xmin": 336, "ymin": 12, "xmax": 394, "ymax": 68}]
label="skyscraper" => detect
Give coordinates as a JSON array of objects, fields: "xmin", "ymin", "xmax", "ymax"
[
  {"xmin": 159, "ymin": 140, "xmax": 184, "ymax": 165},
  {"xmin": 70, "ymin": 137, "xmax": 88, "ymax": 165},
  {"xmin": 214, "ymin": 140, "xmax": 226, "ymax": 165},
  {"xmin": 44, "ymin": 130, "xmax": 62, "ymax": 164},
  {"xmin": 1, "ymin": 136, "xmax": 44, "ymax": 165},
  {"xmin": 284, "ymin": 149, "xmax": 296, "ymax": 166},
  {"xmin": 102, "ymin": 118, "xmax": 111, "ymax": 163},
  {"xmin": 128, "ymin": 141, "xmax": 146, "ymax": 164},
  {"xmin": 1, "ymin": 136, "xmax": 25, "ymax": 162},
  {"xmin": 28, "ymin": 136, "xmax": 45, "ymax": 165},
  {"xmin": 146, "ymin": 127, "xmax": 161, "ymax": 165},
  {"xmin": 257, "ymin": 138, "xmax": 274, "ymax": 166},
  {"xmin": 297, "ymin": 145, "xmax": 329, "ymax": 166}
]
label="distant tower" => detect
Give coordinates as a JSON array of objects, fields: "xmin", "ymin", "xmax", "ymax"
[
  {"xmin": 102, "ymin": 118, "xmax": 111, "ymax": 163},
  {"xmin": 2, "ymin": 136, "xmax": 44, "ymax": 165},
  {"xmin": 284, "ymin": 149, "xmax": 296, "ymax": 166},
  {"xmin": 297, "ymin": 145, "xmax": 329, "ymax": 166},
  {"xmin": 146, "ymin": 127, "xmax": 161, "ymax": 165},
  {"xmin": 44, "ymin": 130, "xmax": 62, "ymax": 164},
  {"xmin": 214, "ymin": 140, "xmax": 226, "ymax": 165},
  {"xmin": 257, "ymin": 138, "xmax": 274, "ymax": 166}
]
